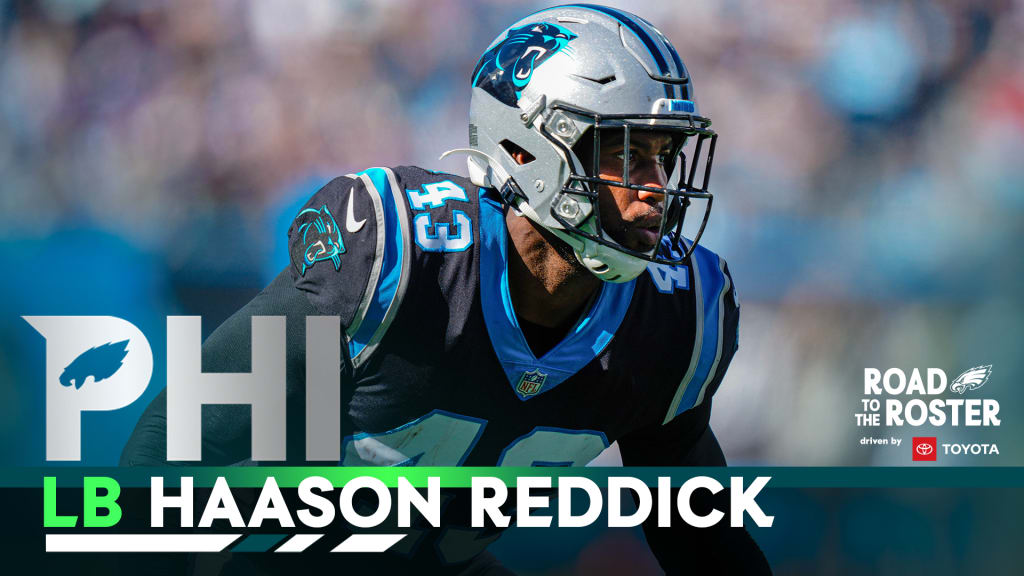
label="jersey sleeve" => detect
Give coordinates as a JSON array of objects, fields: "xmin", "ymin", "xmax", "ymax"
[
  {"xmin": 615, "ymin": 255, "xmax": 741, "ymax": 464},
  {"xmin": 661, "ymin": 251, "xmax": 740, "ymax": 425},
  {"xmin": 617, "ymin": 259, "xmax": 768, "ymax": 574},
  {"xmin": 288, "ymin": 168, "xmax": 413, "ymax": 366},
  {"xmin": 692, "ymin": 257, "xmax": 739, "ymax": 408}
]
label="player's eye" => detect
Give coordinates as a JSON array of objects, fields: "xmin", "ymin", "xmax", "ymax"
[{"xmin": 614, "ymin": 148, "xmax": 641, "ymax": 163}]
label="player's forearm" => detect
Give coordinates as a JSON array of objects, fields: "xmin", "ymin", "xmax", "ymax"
[
  {"xmin": 121, "ymin": 271, "xmax": 318, "ymax": 466},
  {"xmin": 640, "ymin": 483, "xmax": 772, "ymax": 574},
  {"xmin": 619, "ymin": 412, "xmax": 771, "ymax": 573}
]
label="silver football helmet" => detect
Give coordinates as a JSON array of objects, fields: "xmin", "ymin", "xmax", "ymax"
[{"xmin": 451, "ymin": 4, "xmax": 717, "ymax": 282}]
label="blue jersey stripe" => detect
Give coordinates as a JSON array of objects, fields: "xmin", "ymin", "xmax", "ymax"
[
  {"xmin": 349, "ymin": 168, "xmax": 406, "ymax": 361},
  {"xmin": 678, "ymin": 246, "xmax": 725, "ymax": 412}
]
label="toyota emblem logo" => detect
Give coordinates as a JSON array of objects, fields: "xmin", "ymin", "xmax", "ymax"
[{"xmin": 915, "ymin": 443, "xmax": 933, "ymax": 456}]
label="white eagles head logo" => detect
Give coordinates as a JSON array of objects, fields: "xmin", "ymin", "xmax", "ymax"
[{"xmin": 950, "ymin": 365, "xmax": 992, "ymax": 394}]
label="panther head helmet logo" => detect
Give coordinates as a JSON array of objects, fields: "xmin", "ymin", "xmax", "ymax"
[{"xmin": 472, "ymin": 22, "xmax": 578, "ymax": 107}]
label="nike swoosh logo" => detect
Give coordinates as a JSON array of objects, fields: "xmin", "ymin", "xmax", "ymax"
[{"xmin": 346, "ymin": 195, "xmax": 366, "ymax": 233}]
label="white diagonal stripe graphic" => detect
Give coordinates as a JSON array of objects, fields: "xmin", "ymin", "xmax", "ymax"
[
  {"xmin": 46, "ymin": 534, "xmax": 241, "ymax": 553},
  {"xmin": 274, "ymin": 534, "xmax": 324, "ymax": 553},
  {"xmin": 331, "ymin": 534, "xmax": 406, "ymax": 553}
]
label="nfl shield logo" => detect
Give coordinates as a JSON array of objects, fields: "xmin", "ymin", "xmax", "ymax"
[{"xmin": 517, "ymin": 369, "xmax": 547, "ymax": 397}]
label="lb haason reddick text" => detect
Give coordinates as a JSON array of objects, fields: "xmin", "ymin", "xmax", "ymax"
[{"xmin": 45, "ymin": 475, "xmax": 774, "ymax": 531}]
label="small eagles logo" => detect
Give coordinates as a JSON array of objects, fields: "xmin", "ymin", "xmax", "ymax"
[
  {"xmin": 59, "ymin": 339, "xmax": 130, "ymax": 389},
  {"xmin": 516, "ymin": 369, "xmax": 547, "ymax": 397},
  {"xmin": 950, "ymin": 365, "xmax": 992, "ymax": 394}
]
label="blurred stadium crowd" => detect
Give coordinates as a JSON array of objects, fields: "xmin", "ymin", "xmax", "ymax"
[
  {"xmin": 2, "ymin": 0, "xmax": 1022, "ymax": 464},
  {"xmin": 1, "ymin": 1, "xmax": 1022, "ymax": 574}
]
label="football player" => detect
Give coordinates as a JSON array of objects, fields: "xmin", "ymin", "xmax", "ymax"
[{"xmin": 123, "ymin": 5, "xmax": 770, "ymax": 574}]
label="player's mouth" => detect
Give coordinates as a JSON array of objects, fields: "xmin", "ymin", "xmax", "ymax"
[{"xmin": 630, "ymin": 215, "xmax": 663, "ymax": 250}]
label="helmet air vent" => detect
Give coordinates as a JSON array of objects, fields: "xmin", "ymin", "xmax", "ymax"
[{"xmin": 499, "ymin": 140, "xmax": 536, "ymax": 165}]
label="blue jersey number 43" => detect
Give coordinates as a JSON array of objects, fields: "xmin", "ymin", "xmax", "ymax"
[{"xmin": 406, "ymin": 181, "xmax": 473, "ymax": 252}]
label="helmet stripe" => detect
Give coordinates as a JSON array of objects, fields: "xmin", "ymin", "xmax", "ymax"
[
  {"xmin": 651, "ymin": 25, "xmax": 688, "ymax": 99},
  {"xmin": 570, "ymin": 4, "xmax": 675, "ymax": 98},
  {"xmin": 666, "ymin": 45, "xmax": 687, "ymax": 99}
]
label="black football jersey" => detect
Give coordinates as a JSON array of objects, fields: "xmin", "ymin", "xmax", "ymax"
[
  {"xmin": 121, "ymin": 165, "xmax": 742, "ymax": 573},
  {"xmin": 288, "ymin": 165, "xmax": 739, "ymax": 469}
]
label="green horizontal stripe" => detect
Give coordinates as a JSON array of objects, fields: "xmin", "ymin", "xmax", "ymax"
[{"xmin": 4, "ymin": 466, "xmax": 1024, "ymax": 488}]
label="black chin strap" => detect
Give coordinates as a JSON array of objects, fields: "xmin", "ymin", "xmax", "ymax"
[{"xmin": 498, "ymin": 178, "xmax": 528, "ymax": 207}]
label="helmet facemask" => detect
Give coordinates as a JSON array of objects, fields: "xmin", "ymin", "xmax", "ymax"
[{"xmin": 540, "ymin": 103, "xmax": 717, "ymax": 267}]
